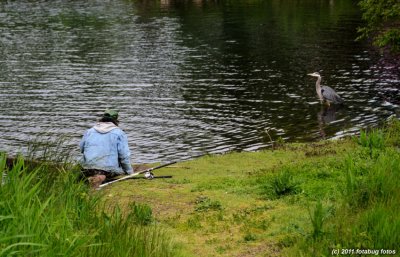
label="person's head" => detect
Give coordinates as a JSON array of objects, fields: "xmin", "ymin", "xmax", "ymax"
[{"xmin": 100, "ymin": 109, "xmax": 119, "ymax": 126}]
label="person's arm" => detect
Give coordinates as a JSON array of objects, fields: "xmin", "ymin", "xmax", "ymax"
[
  {"xmin": 79, "ymin": 131, "xmax": 87, "ymax": 153},
  {"xmin": 117, "ymin": 132, "xmax": 133, "ymax": 174}
]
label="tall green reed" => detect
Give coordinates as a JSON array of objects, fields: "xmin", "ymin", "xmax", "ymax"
[
  {"xmin": 290, "ymin": 123, "xmax": 400, "ymax": 256},
  {"xmin": 356, "ymin": 129, "xmax": 385, "ymax": 158},
  {"xmin": 308, "ymin": 200, "xmax": 333, "ymax": 241},
  {"xmin": 0, "ymin": 153, "xmax": 180, "ymax": 257},
  {"xmin": 340, "ymin": 150, "xmax": 400, "ymax": 249},
  {"xmin": 26, "ymin": 133, "xmax": 75, "ymax": 164}
]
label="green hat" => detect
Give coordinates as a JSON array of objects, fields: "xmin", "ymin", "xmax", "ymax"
[{"xmin": 103, "ymin": 109, "xmax": 119, "ymax": 120}]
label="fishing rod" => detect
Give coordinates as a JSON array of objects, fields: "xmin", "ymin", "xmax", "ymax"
[{"xmin": 99, "ymin": 161, "xmax": 177, "ymax": 189}]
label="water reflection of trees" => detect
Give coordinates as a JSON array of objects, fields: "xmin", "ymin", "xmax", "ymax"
[{"xmin": 57, "ymin": 11, "xmax": 111, "ymax": 62}]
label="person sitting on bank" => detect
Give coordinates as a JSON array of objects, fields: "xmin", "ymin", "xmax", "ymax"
[{"xmin": 79, "ymin": 109, "xmax": 133, "ymax": 188}]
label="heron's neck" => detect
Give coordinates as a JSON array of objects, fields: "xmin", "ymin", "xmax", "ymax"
[{"xmin": 315, "ymin": 76, "xmax": 322, "ymax": 100}]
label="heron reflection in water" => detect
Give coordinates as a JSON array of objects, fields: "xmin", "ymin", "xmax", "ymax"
[
  {"xmin": 308, "ymin": 72, "xmax": 344, "ymax": 106},
  {"xmin": 317, "ymin": 105, "xmax": 341, "ymax": 138}
]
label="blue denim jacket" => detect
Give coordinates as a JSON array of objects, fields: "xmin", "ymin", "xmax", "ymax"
[{"xmin": 79, "ymin": 122, "xmax": 133, "ymax": 175}]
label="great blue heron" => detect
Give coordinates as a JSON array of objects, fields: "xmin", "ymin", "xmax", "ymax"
[{"xmin": 308, "ymin": 72, "xmax": 343, "ymax": 106}]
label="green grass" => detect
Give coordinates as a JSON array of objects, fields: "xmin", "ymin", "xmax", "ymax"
[
  {"xmin": 128, "ymin": 202, "xmax": 154, "ymax": 226},
  {"xmin": 0, "ymin": 154, "xmax": 181, "ymax": 257},
  {"xmin": 101, "ymin": 119, "xmax": 400, "ymax": 256},
  {"xmin": 2, "ymin": 119, "xmax": 399, "ymax": 256},
  {"xmin": 288, "ymin": 119, "xmax": 400, "ymax": 256}
]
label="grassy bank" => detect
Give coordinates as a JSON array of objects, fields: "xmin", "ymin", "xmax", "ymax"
[
  {"xmin": 103, "ymin": 119, "xmax": 400, "ymax": 256},
  {"xmin": 0, "ymin": 155, "xmax": 181, "ymax": 257},
  {"xmin": 1, "ymin": 119, "xmax": 399, "ymax": 256}
]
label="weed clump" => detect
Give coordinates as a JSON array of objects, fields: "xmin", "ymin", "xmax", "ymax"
[
  {"xmin": 261, "ymin": 169, "xmax": 301, "ymax": 199},
  {"xmin": 194, "ymin": 196, "xmax": 222, "ymax": 212},
  {"xmin": 186, "ymin": 215, "xmax": 202, "ymax": 229},
  {"xmin": 357, "ymin": 129, "xmax": 385, "ymax": 149},
  {"xmin": 243, "ymin": 233, "xmax": 257, "ymax": 242},
  {"xmin": 356, "ymin": 129, "xmax": 386, "ymax": 158},
  {"xmin": 129, "ymin": 202, "xmax": 154, "ymax": 226}
]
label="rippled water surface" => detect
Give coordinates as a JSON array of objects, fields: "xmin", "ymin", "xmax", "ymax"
[{"xmin": 1, "ymin": 0, "xmax": 399, "ymax": 163}]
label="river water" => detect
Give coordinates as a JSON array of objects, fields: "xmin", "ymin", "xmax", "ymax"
[{"xmin": 1, "ymin": 0, "xmax": 399, "ymax": 163}]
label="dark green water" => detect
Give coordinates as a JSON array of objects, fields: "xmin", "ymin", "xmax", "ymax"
[{"xmin": 0, "ymin": 0, "xmax": 399, "ymax": 163}]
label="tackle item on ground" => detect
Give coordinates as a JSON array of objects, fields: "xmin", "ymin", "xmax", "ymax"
[
  {"xmin": 144, "ymin": 171, "xmax": 154, "ymax": 179},
  {"xmin": 99, "ymin": 161, "xmax": 177, "ymax": 188}
]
